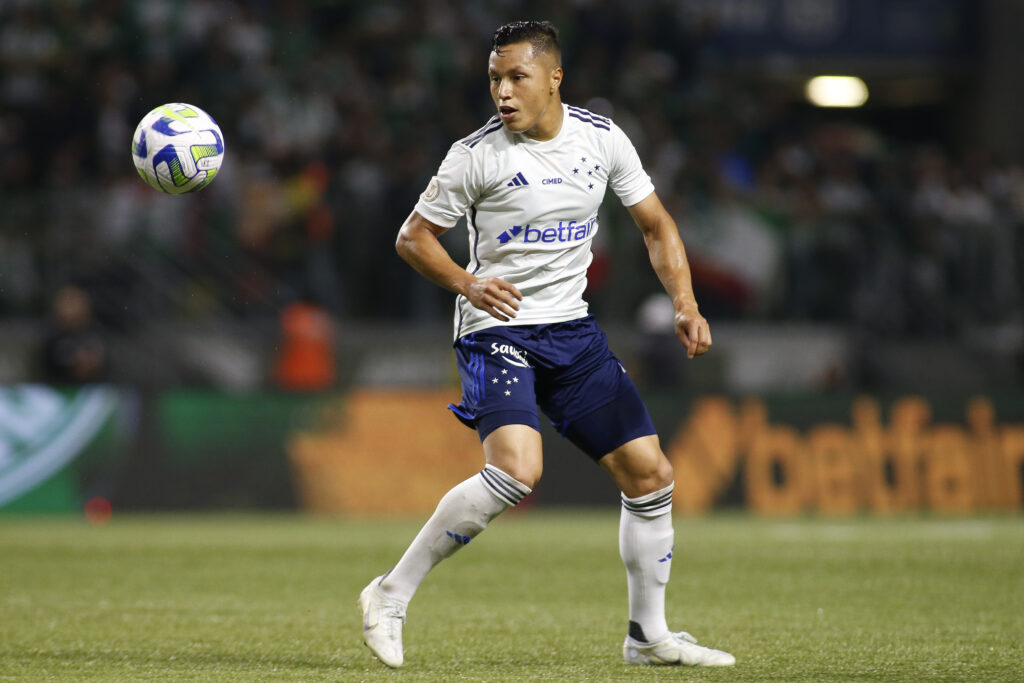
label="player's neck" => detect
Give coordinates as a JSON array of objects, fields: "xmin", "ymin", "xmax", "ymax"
[{"xmin": 522, "ymin": 98, "xmax": 564, "ymax": 142}]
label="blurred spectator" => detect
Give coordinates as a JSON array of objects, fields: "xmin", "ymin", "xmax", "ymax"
[
  {"xmin": 38, "ymin": 285, "xmax": 108, "ymax": 385},
  {"xmin": 273, "ymin": 294, "xmax": 337, "ymax": 393},
  {"xmin": 635, "ymin": 293, "xmax": 687, "ymax": 390},
  {"xmin": 0, "ymin": 0, "xmax": 1020, "ymax": 363}
]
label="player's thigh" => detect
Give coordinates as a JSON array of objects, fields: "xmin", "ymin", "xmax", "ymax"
[
  {"xmin": 482, "ymin": 424, "xmax": 543, "ymax": 489},
  {"xmin": 555, "ymin": 354, "xmax": 659, "ymax": 464},
  {"xmin": 598, "ymin": 434, "xmax": 673, "ymax": 498}
]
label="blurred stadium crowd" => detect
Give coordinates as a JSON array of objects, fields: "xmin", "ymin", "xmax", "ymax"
[{"xmin": 2, "ymin": 0, "xmax": 1022, "ymax": 344}]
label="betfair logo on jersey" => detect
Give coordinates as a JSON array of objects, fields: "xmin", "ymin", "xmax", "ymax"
[{"xmin": 497, "ymin": 219, "xmax": 597, "ymax": 245}]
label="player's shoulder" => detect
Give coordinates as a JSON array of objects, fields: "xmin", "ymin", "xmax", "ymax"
[
  {"xmin": 565, "ymin": 104, "xmax": 613, "ymax": 133},
  {"xmin": 456, "ymin": 115, "xmax": 506, "ymax": 151}
]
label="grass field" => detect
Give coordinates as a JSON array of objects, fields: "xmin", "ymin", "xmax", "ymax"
[{"xmin": 1, "ymin": 511, "xmax": 1022, "ymax": 682}]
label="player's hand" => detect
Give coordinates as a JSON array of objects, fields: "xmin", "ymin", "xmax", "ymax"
[
  {"xmin": 675, "ymin": 309, "xmax": 712, "ymax": 359},
  {"xmin": 466, "ymin": 277, "xmax": 522, "ymax": 321}
]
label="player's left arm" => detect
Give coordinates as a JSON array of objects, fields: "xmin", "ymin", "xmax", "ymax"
[{"xmin": 626, "ymin": 191, "xmax": 711, "ymax": 359}]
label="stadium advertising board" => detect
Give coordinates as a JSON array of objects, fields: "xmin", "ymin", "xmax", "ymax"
[
  {"xmin": 0, "ymin": 385, "xmax": 125, "ymax": 512},
  {"xmin": 288, "ymin": 390, "xmax": 482, "ymax": 515},
  {"xmin": 668, "ymin": 396, "xmax": 1024, "ymax": 515},
  {"xmin": 289, "ymin": 391, "xmax": 1024, "ymax": 515},
  {"xmin": 3, "ymin": 387, "xmax": 1021, "ymax": 515}
]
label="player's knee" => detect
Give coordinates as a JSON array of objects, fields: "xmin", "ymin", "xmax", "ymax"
[
  {"xmin": 484, "ymin": 448, "xmax": 542, "ymax": 490},
  {"xmin": 494, "ymin": 460, "xmax": 541, "ymax": 490},
  {"xmin": 483, "ymin": 424, "xmax": 543, "ymax": 490},
  {"xmin": 631, "ymin": 454, "xmax": 672, "ymax": 494},
  {"xmin": 652, "ymin": 455, "xmax": 674, "ymax": 490},
  {"xmin": 609, "ymin": 448, "xmax": 673, "ymax": 497}
]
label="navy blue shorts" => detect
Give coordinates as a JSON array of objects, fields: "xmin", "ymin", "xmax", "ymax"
[{"xmin": 448, "ymin": 316, "xmax": 657, "ymax": 461}]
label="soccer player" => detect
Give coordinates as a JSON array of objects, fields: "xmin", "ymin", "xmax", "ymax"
[{"xmin": 359, "ymin": 20, "xmax": 734, "ymax": 669}]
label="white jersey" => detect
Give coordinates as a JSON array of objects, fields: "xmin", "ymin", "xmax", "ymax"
[{"xmin": 414, "ymin": 103, "xmax": 655, "ymax": 339}]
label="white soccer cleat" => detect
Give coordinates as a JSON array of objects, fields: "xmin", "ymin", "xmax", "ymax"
[
  {"xmin": 358, "ymin": 576, "xmax": 407, "ymax": 668},
  {"xmin": 623, "ymin": 630, "xmax": 736, "ymax": 667}
]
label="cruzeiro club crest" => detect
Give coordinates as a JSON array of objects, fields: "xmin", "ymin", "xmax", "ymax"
[{"xmin": 0, "ymin": 386, "xmax": 118, "ymax": 507}]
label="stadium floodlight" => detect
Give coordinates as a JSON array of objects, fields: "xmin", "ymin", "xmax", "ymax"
[{"xmin": 805, "ymin": 75, "xmax": 869, "ymax": 108}]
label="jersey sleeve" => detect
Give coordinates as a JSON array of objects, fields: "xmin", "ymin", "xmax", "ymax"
[
  {"xmin": 606, "ymin": 122, "xmax": 655, "ymax": 207},
  {"xmin": 414, "ymin": 142, "xmax": 481, "ymax": 228}
]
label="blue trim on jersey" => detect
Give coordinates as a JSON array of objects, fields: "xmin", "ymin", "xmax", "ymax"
[
  {"xmin": 567, "ymin": 105, "xmax": 610, "ymax": 124},
  {"xmin": 568, "ymin": 111, "xmax": 610, "ymax": 131},
  {"xmin": 469, "ymin": 206, "xmax": 481, "ymax": 275},
  {"xmin": 460, "ymin": 115, "xmax": 499, "ymax": 143},
  {"xmin": 461, "ymin": 117, "xmax": 503, "ymax": 148},
  {"xmin": 456, "ymin": 206, "xmax": 483, "ymax": 339}
]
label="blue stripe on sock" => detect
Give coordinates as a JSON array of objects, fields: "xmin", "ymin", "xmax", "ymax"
[
  {"xmin": 622, "ymin": 484, "xmax": 674, "ymax": 515},
  {"xmin": 480, "ymin": 468, "xmax": 520, "ymax": 506},
  {"xmin": 480, "ymin": 466, "xmax": 529, "ymax": 506}
]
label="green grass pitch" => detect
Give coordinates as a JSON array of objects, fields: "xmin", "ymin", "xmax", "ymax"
[{"xmin": 1, "ymin": 511, "xmax": 1021, "ymax": 681}]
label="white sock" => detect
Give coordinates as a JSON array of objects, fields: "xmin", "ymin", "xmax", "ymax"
[
  {"xmin": 619, "ymin": 482, "xmax": 674, "ymax": 643},
  {"xmin": 378, "ymin": 464, "xmax": 531, "ymax": 604}
]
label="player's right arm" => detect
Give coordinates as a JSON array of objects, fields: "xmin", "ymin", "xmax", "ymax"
[{"xmin": 396, "ymin": 211, "xmax": 522, "ymax": 322}]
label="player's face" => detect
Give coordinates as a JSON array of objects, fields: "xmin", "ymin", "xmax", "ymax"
[{"xmin": 488, "ymin": 41, "xmax": 562, "ymax": 140}]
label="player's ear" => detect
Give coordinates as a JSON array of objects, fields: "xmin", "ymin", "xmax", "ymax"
[{"xmin": 550, "ymin": 66, "xmax": 563, "ymax": 94}]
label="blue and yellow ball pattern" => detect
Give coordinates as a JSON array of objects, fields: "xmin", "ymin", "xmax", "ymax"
[{"xmin": 131, "ymin": 103, "xmax": 225, "ymax": 195}]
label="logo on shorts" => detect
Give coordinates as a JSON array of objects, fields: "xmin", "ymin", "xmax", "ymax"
[{"xmin": 490, "ymin": 342, "xmax": 530, "ymax": 368}]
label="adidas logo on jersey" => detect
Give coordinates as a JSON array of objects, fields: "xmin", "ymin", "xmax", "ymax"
[{"xmin": 506, "ymin": 171, "xmax": 529, "ymax": 187}]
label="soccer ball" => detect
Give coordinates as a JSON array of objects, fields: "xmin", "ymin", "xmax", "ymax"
[{"xmin": 131, "ymin": 103, "xmax": 225, "ymax": 195}]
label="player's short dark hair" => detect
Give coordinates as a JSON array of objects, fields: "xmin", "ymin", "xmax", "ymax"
[{"xmin": 492, "ymin": 21, "xmax": 561, "ymax": 63}]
